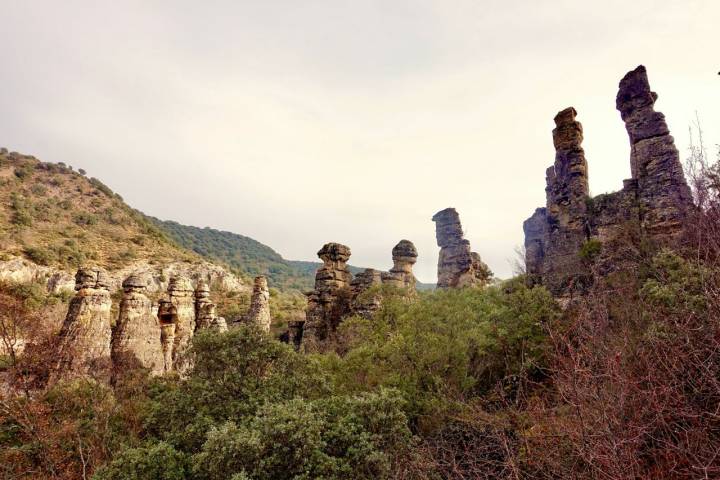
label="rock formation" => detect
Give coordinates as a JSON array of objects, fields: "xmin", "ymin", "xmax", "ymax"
[
  {"xmin": 167, "ymin": 276, "xmax": 196, "ymax": 372},
  {"xmin": 194, "ymin": 279, "xmax": 220, "ymax": 330},
  {"xmin": 351, "ymin": 268, "xmax": 383, "ymax": 318},
  {"xmin": 432, "ymin": 208, "xmax": 491, "ymax": 288},
  {"xmin": 157, "ymin": 299, "xmax": 177, "ymax": 373},
  {"xmin": 381, "ymin": 240, "xmax": 418, "ymax": 289},
  {"xmin": 524, "ymin": 66, "xmax": 693, "ymax": 296},
  {"xmin": 301, "ymin": 243, "xmax": 353, "ymax": 352},
  {"xmin": 111, "ymin": 274, "xmax": 164, "ymax": 376},
  {"xmin": 523, "ymin": 107, "xmax": 590, "ymax": 294},
  {"xmin": 246, "ymin": 276, "xmax": 272, "ymax": 332},
  {"xmin": 616, "ymin": 65, "xmax": 693, "ymax": 237},
  {"xmin": 51, "ymin": 267, "xmax": 113, "ymax": 382}
]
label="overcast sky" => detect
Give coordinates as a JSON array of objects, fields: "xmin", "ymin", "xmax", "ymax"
[{"xmin": 1, "ymin": 1, "xmax": 718, "ymax": 282}]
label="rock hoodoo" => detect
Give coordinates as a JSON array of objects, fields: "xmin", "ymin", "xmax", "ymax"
[
  {"xmin": 196, "ymin": 280, "xmax": 228, "ymax": 332},
  {"xmin": 432, "ymin": 208, "xmax": 491, "ymax": 288},
  {"xmin": 111, "ymin": 274, "xmax": 164, "ymax": 376},
  {"xmin": 616, "ymin": 65, "xmax": 693, "ymax": 237},
  {"xmin": 167, "ymin": 276, "xmax": 196, "ymax": 372},
  {"xmin": 52, "ymin": 267, "xmax": 113, "ymax": 382},
  {"xmin": 157, "ymin": 299, "xmax": 177, "ymax": 373},
  {"xmin": 524, "ymin": 66, "xmax": 693, "ymax": 296},
  {"xmin": 381, "ymin": 240, "xmax": 418, "ymax": 289},
  {"xmin": 301, "ymin": 243, "xmax": 353, "ymax": 352},
  {"xmin": 246, "ymin": 276, "xmax": 271, "ymax": 332}
]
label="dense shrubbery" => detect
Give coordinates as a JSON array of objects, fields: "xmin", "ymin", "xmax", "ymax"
[{"xmin": 1, "ymin": 282, "xmax": 561, "ymax": 479}]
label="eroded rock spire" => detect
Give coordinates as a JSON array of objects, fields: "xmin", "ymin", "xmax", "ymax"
[
  {"xmin": 301, "ymin": 243, "xmax": 352, "ymax": 352},
  {"xmin": 432, "ymin": 208, "xmax": 491, "ymax": 288},
  {"xmin": 247, "ymin": 276, "xmax": 271, "ymax": 332},
  {"xmin": 616, "ymin": 65, "xmax": 692, "ymax": 236},
  {"xmin": 52, "ymin": 267, "xmax": 113, "ymax": 382},
  {"xmin": 111, "ymin": 274, "xmax": 164, "ymax": 376}
]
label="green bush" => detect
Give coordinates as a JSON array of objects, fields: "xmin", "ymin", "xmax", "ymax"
[
  {"xmin": 13, "ymin": 164, "xmax": 34, "ymax": 180},
  {"xmin": 93, "ymin": 442, "xmax": 189, "ymax": 480},
  {"xmin": 10, "ymin": 193, "xmax": 32, "ymax": 226},
  {"xmin": 23, "ymin": 246, "xmax": 54, "ymax": 266},
  {"xmin": 193, "ymin": 390, "xmax": 410, "ymax": 480},
  {"xmin": 579, "ymin": 238, "xmax": 602, "ymax": 261},
  {"xmin": 327, "ymin": 283, "xmax": 558, "ymax": 429},
  {"xmin": 73, "ymin": 212, "xmax": 98, "ymax": 226}
]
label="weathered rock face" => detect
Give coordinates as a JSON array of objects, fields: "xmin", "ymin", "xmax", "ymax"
[
  {"xmin": 524, "ymin": 66, "xmax": 693, "ymax": 296},
  {"xmin": 167, "ymin": 276, "xmax": 195, "ymax": 372},
  {"xmin": 157, "ymin": 299, "xmax": 177, "ymax": 373},
  {"xmin": 111, "ymin": 274, "xmax": 164, "ymax": 376},
  {"xmin": 246, "ymin": 276, "xmax": 271, "ymax": 332},
  {"xmin": 523, "ymin": 107, "xmax": 591, "ymax": 294},
  {"xmin": 351, "ymin": 268, "xmax": 383, "ymax": 318},
  {"xmin": 616, "ymin": 65, "xmax": 693, "ymax": 237},
  {"xmin": 432, "ymin": 208, "xmax": 492, "ymax": 288},
  {"xmin": 51, "ymin": 268, "xmax": 113, "ymax": 382},
  {"xmin": 381, "ymin": 240, "xmax": 418, "ymax": 289},
  {"xmin": 301, "ymin": 243, "xmax": 353, "ymax": 352},
  {"xmin": 194, "ymin": 280, "xmax": 217, "ymax": 330}
]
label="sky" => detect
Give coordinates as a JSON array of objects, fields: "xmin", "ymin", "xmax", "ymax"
[{"xmin": 0, "ymin": 1, "xmax": 718, "ymax": 282}]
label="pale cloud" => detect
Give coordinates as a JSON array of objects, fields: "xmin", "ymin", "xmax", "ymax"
[{"xmin": 1, "ymin": 0, "xmax": 718, "ymax": 281}]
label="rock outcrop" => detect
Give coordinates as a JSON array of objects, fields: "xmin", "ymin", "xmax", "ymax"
[
  {"xmin": 351, "ymin": 268, "xmax": 383, "ymax": 318},
  {"xmin": 111, "ymin": 274, "xmax": 164, "ymax": 376},
  {"xmin": 246, "ymin": 276, "xmax": 272, "ymax": 332},
  {"xmin": 523, "ymin": 107, "xmax": 591, "ymax": 294},
  {"xmin": 167, "ymin": 276, "xmax": 196, "ymax": 372},
  {"xmin": 381, "ymin": 240, "xmax": 418, "ymax": 289},
  {"xmin": 157, "ymin": 299, "xmax": 177, "ymax": 373},
  {"xmin": 524, "ymin": 66, "xmax": 693, "ymax": 296},
  {"xmin": 194, "ymin": 280, "xmax": 219, "ymax": 330},
  {"xmin": 616, "ymin": 65, "xmax": 693, "ymax": 237},
  {"xmin": 51, "ymin": 268, "xmax": 113, "ymax": 382},
  {"xmin": 301, "ymin": 243, "xmax": 353, "ymax": 352},
  {"xmin": 432, "ymin": 208, "xmax": 491, "ymax": 288}
]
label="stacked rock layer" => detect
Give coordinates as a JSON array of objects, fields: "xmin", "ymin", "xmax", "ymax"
[{"xmin": 524, "ymin": 65, "xmax": 693, "ymax": 296}]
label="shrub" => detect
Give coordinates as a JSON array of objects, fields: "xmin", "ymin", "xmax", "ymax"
[
  {"xmin": 579, "ymin": 238, "xmax": 602, "ymax": 261},
  {"xmin": 13, "ymin": 164, "xmax": 34, "ymax": 180},
  {"xmin": 73, "ymin": 212, "xmax": 98, "ymax": 226},
  {"xmin": 93, "ymin": 442, "xmax": 189, "ymax": 480},
  {"xmin": 23, "ymin": 246, "xmax": 55, "ymax": 266},
  {"xmin": 30, "ymin": 184, "xmax": 47, "ymax": 196}
]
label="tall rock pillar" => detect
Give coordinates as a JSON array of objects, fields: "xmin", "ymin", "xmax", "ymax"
[
  {"xmin": 247, "ymin": 276, "xmax": 271, "ymax": 332},
  {"xmin": 540, "ymin": 107, "xmax": 591, "ymax": 294},
  {"xmin": 302, "ymin": 243, "xmax": 352, "ymax": 352},
  {"xmin": 167, "ymin": 276, "xmax": 195, "ymax": 372},
  {"xmin": 52, "ymin": 267, "xmax": 113, "ymax": 382},
  {"xmin": 616, "ymin": 65, "xmax": 692, "ymax": 237},
  {"xmin": 111, "ymin": 274, "xmax": 164, "ymax": 376},
  {"xmin": 432, "ymin": 208, "xmax": 491, "ymax": 288},
  {"xmin": 381, "ymin": 240, "xmax": 418, "ymax": 289}
]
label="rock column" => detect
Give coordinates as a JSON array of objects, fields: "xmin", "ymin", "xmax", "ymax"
[
  {"xmin": 247, "ymin": 276, "xmax": 271, "ymax": 332},
  {"xmin": 381, "ymin": 240, "xmax": 418, "ymax": 289},
  {"xmin": 432, "ymin": 208, "xmax": 491, "ymax": 288},
  {"xmin": 52, "ymin": 267, "xmax": 113, "ymax": 382},
  {"xmin": 157, "ymin": 300, "xmax": 177, "ymax": 373},
  {"xmin": 540, "ymin": 107, "xmax": 591, "ymax": 294},
  {"xmin": 302, "ymin": 243, "xmax": 352, "ymax": 352},
  {"xmin": 616, "ymin": 65, "xmax": 692, "ymax": 237},
  {"xmin": 111, "ymin": 274, "xmax": 164, "ymax": 376},
  {"xmin": 168, "ymin": 276, "xmax": 195, "ymax": 372}
]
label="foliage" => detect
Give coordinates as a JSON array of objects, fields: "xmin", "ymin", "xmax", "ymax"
[
  {"xmin": 578, "ymin": 238, "xmax": 602, "ymax": 261},
  {"xmin": 327, "ymin": 283, "xmax": 558, "ymax": 431},
  {"xmin": 93, "ymin": 442, "xmax": 189, "ymax": 480}
]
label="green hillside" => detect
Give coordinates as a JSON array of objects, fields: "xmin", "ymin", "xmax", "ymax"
[{"xmin": 150, "ymin": 219, "xmax": 372, "ymax": 291}]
